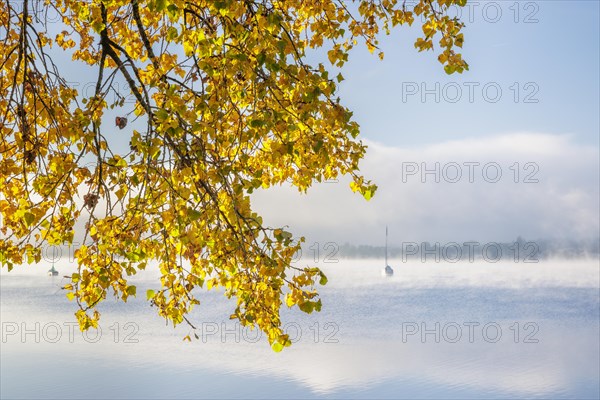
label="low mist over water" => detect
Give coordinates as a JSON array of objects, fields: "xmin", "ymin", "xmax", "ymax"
[{"xmin": 2, "ymin": 259, "xmax": 598, "ymax": 399}]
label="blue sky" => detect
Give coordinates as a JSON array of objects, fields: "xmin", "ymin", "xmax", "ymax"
[{"xmin": 333, "ymin": 0, "xmax": 599, "ymax": 147}]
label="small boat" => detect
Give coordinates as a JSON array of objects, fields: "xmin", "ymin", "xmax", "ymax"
[
  {"xmin": 383, "ymin": 264, "xmax": 393, "ymax": 277},
  {"xmin": 47, "ymin": 265, "xmax": 58, "ymax": 276},
  {"xmin": 382, "ymin": 226, "xmax": 394, "ymax": 277},
  {"xmin": 47, "ymin": 247, "xmax": 59, "ymax": 276}
]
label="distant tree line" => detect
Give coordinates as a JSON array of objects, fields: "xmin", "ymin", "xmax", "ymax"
[{"xmin": 325, "ymin": 237, "xmax": 600, "ymax": 260}]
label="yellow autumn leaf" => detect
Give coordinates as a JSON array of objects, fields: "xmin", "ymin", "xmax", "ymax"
[{"xmin": 0, "ymin": 0, "xmax": 469, "ymax": 350}]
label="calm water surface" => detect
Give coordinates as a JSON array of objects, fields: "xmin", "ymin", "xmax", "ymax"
[{"xmin": 1, "ymin": 259, "xmax": 599, "ymax": 399}]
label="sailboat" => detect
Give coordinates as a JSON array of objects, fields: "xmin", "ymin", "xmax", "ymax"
[
  {"xmin": 47, "ymin": 248, "xmax": 59, "ymax": 276},
  {"xmin": 47, "ymin": 264, "xmax": 58, "ymax": 276},
  {"xmin": 382, "ymin": 226, "xmax": 394, "ymax": 277}
]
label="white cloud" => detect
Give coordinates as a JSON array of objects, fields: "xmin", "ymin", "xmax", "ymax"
[{"xmin": 251, "ymin": 133, "xmax": 600, "ymax": 245}]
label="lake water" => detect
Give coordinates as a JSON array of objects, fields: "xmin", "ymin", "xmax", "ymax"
[{"xmin": 1, "ymin": 259, "xmax": 599, "ymax": 399}]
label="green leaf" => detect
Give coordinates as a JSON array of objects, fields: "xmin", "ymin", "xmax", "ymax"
[
  {"xmin": 166, "ymin": 27, "xmax": 179, "ymax": 41},
  {"xmin": 126, "ymin": 249, "xmax": 146, "ymax": 262},
  {"xmin": 126, "ymin": 286, "xmax": 137, "ymax": 296},
  {"xmin": 444, "ymin": 64, "xmax": 456, "ymax": 75},
  {"xmin": 23, "ymin": 212, "xmax": 35, "ymax": 227},
  {"xmin": 155, "ymin": 108, "xmax": 169, "ymax": 122},
  {"xmin": 187, "ymin": 208, "xmax": 203, "ymax": 221},
  {"xmin": 91, "ymin": 21, "xmax": 105, "ymax": 34},
  {"xmin": 313, "ymin": 140, "xmax": 324, "ymax": 153},
  {"xmin": 276, "ymin": 39, "xmax": 287, "ymax": 54},
  {"xmin": 319, "ymin": 271, "xmax": 328, "ymax": 285},
  {"xmin": 314, "ymin": 299, "xmax": 322, "ymax": 312},
  {"xmin": 257, "ymin": 52, "xmax": 266, "ymax": 65},
  {"xmin": 154, "ymin": 0, "xmax": 167, "ymax": 12},
  {"xmin": 166, "ymin": 4, "xmax": 179, "ymax": 19},
  {"xmin": 298, "ymin": 301, "xmax": 315, "ymax": 314},
  {"xmin": 146, "ymin": 289, "xmax": 155, "ymax": 301},
  {"xmin": 274, "ymin": 229, "xmax": 293, "ymax": 241}
]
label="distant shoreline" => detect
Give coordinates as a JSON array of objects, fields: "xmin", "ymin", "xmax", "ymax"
[{"xmin": 305, "ymin": 238, "xmax": 600, "ymax": 260}]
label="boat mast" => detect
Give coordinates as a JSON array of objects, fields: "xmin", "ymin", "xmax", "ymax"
[{"xmin": 385, "ymin": 226, "xmax": 388, "ymax": 267}]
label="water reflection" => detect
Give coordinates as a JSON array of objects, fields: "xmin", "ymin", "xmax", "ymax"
[{"xmin": 1, "ymin": 260, "xmax": 598, "ymax": 399}]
